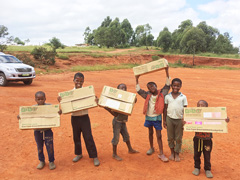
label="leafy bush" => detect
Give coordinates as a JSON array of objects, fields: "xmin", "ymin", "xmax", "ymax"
[
  {"xmin": 31, "ymin": 46, "xmax": 56, "ymax": 65},
  {"xmin": 152, "ymin": 55, "xmax": 160, "ymax": 61},
  {"xmin": 16, "ymin": 53, "xmax": 35, "ymax": 67}
]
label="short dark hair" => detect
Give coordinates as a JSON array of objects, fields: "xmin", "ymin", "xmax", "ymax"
[
  {"xmin": 147, "ymin": 82, "xmax": 157, "ymax": 87},
  {"xmin": 35, "ymin": 91, "xmax": 46, "ymax": 98},
  {"xmin": 117, "ymin": 83, "xmax": 127, "ymax": 89},
  {"xmin": 74, "ymin": 72, "xmax": 84, "ymax": 80},
  {"xmin": 198, "ymin": 100, "xmax": 208, "ymax": 107},
  {"xmin": 172, "ymin": 78, "xmax": 182, "ymax": 86}
]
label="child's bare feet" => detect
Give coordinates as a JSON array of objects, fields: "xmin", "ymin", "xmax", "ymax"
[
  {"xmin": 128, "ymin": 149, "xmax": 139, "ymax": 154},
  {"xmin": 158, "ymin": 154, "xmax": 169, "ymax": 162},
  {"xmin": 175, "ymin": 153, "xmax": 180, "ymax": 162},
  {"xmin": 112, "ymin": 154, "xmax": 122, "ymax": 161},
  {"xmin": 169, "ymin": 153, "xmax": 175, "ymax": 161}
]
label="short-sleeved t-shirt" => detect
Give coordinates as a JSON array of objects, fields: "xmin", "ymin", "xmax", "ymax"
[
  {"xmin": 195, "ymin": 132, "xmax": 213, "ymax": 140},
  {"xmin": 165, "ymin": 92, "xmax": 188, "ymax": 119}
]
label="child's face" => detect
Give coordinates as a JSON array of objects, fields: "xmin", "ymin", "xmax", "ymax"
[
  {"xmin": 171, "ymin": 81, "xmax": 181, "ymax": 93},
  {"xmin": 147, "ymin": 84, "xmax": 157, "ymax": 94},
  {"xmin": 118, "ymin": 84, "xmax": 127, "ymax": 91},
  {"xmin": 35, "ymin": 94, "xmax": 46, "ymax": 105},
  {"xmin": 74, "ymin": 77, "xmax": 84, "ymax": 89},
  {"xmin": 197, "ymin": 101, "xmax": 208, "ymax": 107}
]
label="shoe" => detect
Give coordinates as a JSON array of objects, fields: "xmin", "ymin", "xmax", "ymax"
[
  {"xmin": 205, "ymin": 170, "xmax": 213, "ymax": 178},
  {"xmin": 36, "ymin": 161, "xmax": 45, "ymax": 169},
  {"xmin": 146, "ymin": 148, "xmax": 154, "ymax": 155},
  {"xmin": 93, "ymin": 157, "xmax": 100, "ymax": 166},
  {"xmin": 72, "ymin": 155, "xmax": 83, "ymax": 162},
  {"xmin": 49, "ymin": 162, "xmax": 56, "ymax": 170},
  {"xmin": 192, "ymin": 168, "xmax": 200, "ymax": 176}
]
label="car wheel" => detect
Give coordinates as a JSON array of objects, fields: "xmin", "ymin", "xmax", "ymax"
[
  {"xmin": 23, "ymin": 79, "xmax": 33, "ymax": 85},
  {"xmin": 0, "ymin": 73, "xmax": 8, "ymax": 86}
]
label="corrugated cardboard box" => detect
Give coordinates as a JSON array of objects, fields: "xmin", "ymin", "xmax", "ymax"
[
  {"xmin": 184, "ymin": 107, "xmax": 228, "ymax": 133},
  {"xmin": 59, "ymin": 85, "xmax": 98, "ymax": 114},
  {"xmin": 98, "ymin": 86, "xmax": 136, "ymax": 115},
  {"xmin": 19, "ymin": 104, "xmax": 60, "ymax": 130},
  {"xmin": 133, "ymin": 58, "xmax": 168, "ymax": 76}
]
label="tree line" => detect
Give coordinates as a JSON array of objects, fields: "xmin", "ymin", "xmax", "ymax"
[{"xmin": 83, "ymin": 16, "xmax": 239, "ymax": 54}]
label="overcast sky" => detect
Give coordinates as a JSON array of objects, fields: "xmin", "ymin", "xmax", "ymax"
[{"xmin": 1, "ymin": 0, "xmax": 239, "ymax": 47}]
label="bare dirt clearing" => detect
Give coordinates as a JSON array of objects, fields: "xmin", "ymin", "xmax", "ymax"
[{"xmin": 0, "ymin": 67, "xmax": 239, "ymax": 180}]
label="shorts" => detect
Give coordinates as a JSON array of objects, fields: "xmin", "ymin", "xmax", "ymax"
[{"xmin": 144, "ymin": 120, "xmax": 162, "ymax": 130}]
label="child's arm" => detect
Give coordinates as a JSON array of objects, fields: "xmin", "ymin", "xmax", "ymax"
[
  {"xmin": 135, "ymin": 75, "xmax": 148, "ymax": 99},
  {"xmin": 161, "ymin": 66, "xmax": 171, "ymax": 97},
  {"xmin": 163, "ymin": 104, "xmax": 168, "ymax": 129},
  {"xmin": 104, "ymin": 107, "xmax": 118, "ymax": 117},
  {"xmin": 57, "ymin": 96, "xmax": 62, "ymax": 103},
  {"xmin": 17, "ymin": 115, "xmax": 20, "ymax": 120}
]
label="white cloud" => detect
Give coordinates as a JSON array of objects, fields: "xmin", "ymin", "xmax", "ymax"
[{"xmin": 0, "ymin": 0, "xmax": 239, "ymax": 47}]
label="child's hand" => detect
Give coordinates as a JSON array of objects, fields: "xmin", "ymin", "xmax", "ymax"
[
  {"xmin": 163, "ymin": 121, "xmax": 167, "ymax": 129},
  {"xmin": 182, "ymin": 119, "xmax": 186, "ymax": 126},
  {"xmin": 135, "ymin": 75, "xmax": 140, "ymax": 84},
  {"xmin": 225, "ymin": 117, "xmax": 230, "ymax": 123},
  {"xmin": 57, "ymin": 96, "xmax": 62, "ymax": 103},
  {"xmin": 17, "ymin": 115, "xmax": 20, "ymax": 120},
  {"xmin": 58, "ymin": 109, "xmax": 62, "ymax": 115},
  {"xmin": 95, "ymin": 96, "xmax": 99, "ymax": 104}
]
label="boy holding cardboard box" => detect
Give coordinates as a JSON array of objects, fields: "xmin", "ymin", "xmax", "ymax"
[
  {"xmin": 104, "ymin": 83, "xmax": 139, "ymax": 161},
  {"xmin": 17, "ymin": 91, "xmax": 59, "ymax": 170},
  {"xmin": 57, "ymin": 72, "xmax": 100, "ymax": 166},
  {"xmin": 192, "ymin": 100, "xmax": 230, "ymax": 178},
  {"xmin": 135, "ymin": 66, "xmax": 170, "ymax": 162}
]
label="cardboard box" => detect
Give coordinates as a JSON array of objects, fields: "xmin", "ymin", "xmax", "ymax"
[
  {"xmin": 98, "ymin": 86, "xmax": 136, "ymax": 115},
  {"xmin": 19, "ymin": 104, "xmax": 60, "ymax": 130},
  {"xmin": 133, "ymin": 58, "xmax": 168, "ymax": 76},
  {"xmin": 184, "ymin": 107, "xmax": 228, "ymax": 133},
  {"xmin": 59, "ymin": 85, "xmax": 98, "ymax": 114}
]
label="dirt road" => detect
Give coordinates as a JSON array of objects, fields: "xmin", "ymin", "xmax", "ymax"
[{"xmin": 0, "ymin": 68, "xmax": 239, "ymax": 180}]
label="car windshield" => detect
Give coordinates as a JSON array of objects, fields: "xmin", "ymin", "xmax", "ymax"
[{"xmin": 0, "ymin": 55, "xmax": 22, "ymax": 63}]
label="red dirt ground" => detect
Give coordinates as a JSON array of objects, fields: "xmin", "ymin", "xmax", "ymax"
[{"xmin": 0, "ymin": 67, "xmax": 239, "ymax": 180}]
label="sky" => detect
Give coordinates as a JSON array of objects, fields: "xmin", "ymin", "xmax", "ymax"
[{"xmin": 1, "ymin": 0, "xmax": 240, "ymax": 47}]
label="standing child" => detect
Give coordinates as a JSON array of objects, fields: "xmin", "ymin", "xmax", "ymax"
[
  {"xmin": 57, "ymin": 72, "xmax": 100, "ymax": 166},
  {"xmin": 135, "ymin": 66, "xmax": 170, "ymax": 162},
  {"xmin": 17, "ymin": 91, "xmax": 58, "ymax": 170},
  {"xmin": 104, "ymin": 83, "xmax": 139, "ymax": 161},
  {"xmin": 163, "ymin": 78, "xmax": 188, "ymax": 162},
  {"xmin": 192, "ymin": 100, "xmax": 230, "ymax": 178}
]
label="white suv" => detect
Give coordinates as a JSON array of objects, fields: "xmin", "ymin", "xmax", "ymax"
[{"xmin": 0, "ymin": 52, "xmax": 36, "ymax": 86}]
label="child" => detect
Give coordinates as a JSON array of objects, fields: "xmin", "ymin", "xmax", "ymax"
[
  {"xmin": 163, "ymin": 78, "xmax": 188, "ymax": 162},
  {"xmin": 18, "ymin": 91, "xmax": 57, "ymax": 170},
  {"xmin": 192, "ymin": 100, "xmax": 230, "ymax": 178},
  {"xmin": 135, "ymin": 66, "xmax": 170, "ymax": 162},
  {"xmin": 57, "ymin": 72, "xmax": 100, "ymax": 166},
  {"xmin": 104, "ymin": 83, "xmax": 139, "ymax": 161}
]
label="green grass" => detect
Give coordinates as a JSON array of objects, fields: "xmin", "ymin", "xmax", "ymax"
[{"xmin": 70, "ymin": 63, "xmax": 138, "ymax": 72}]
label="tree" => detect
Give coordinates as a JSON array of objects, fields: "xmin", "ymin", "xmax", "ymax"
[
  {"xmin": 120, "ymin": 19, "xmax": 133, "ymax": 46},
  {"xmin": 83, "ymin": 26, "xmax": 91, "ymax": 44},
  {"xmin": 14, "ymin": 37, "xmax": 25, "ymax": 45},
  {"xmin": 134, "ymin": 24, "xmax": 153, "ymax": 48},
  {"xmin": 101, "ymin": 16, "xmax": 112, "ymax": 27},
  {"xmin": 0, "ymin": 25, "xmax": 13, "ymax": 52},
  {"xmin": 156, "ymin": 27, "xmax": 172, "ymax": 52},
  {"xmin": 197, "ymin": 21, "xmax": 219, "ymax": 51},
  {"xmin": 48, "ymin": 37, "xmax": 65, "ymax": 50},
  {"xmin": 171, "ymin": 20, "xmax": 193, "ymax": 50},
  {"xmin": 213, "ymin": 33, "xmax": 238, "ymax": 54},
  {"xmin": 180, "ymin": 27, "xmax": 206, "ymax": 65}
]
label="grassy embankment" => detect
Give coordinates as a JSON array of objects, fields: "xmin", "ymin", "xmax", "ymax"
[{"xmin": 5, "ymin": 46, "xmax": 240, "ymax": 74}]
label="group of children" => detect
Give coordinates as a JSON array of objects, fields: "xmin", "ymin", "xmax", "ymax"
[{"xmin": 18, "ymin": 68, "xmax": 230, "ymax": 178}]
